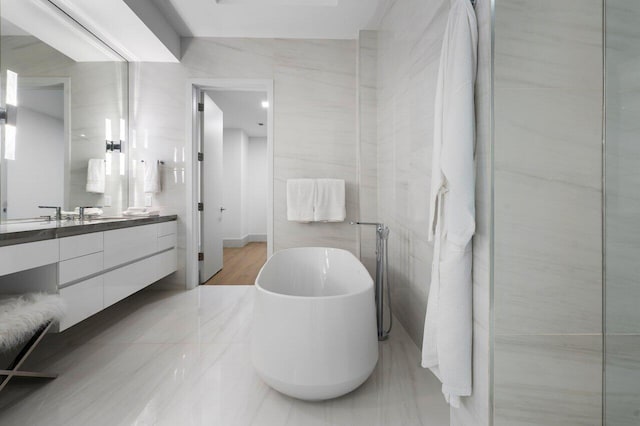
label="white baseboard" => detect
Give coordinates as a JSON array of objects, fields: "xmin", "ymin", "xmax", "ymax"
[
  {"xmin": 248, "ymin": 233, "xmax": 267, "ymax": 243},
  {"xmin": 223, "ymin": 234, "xmax": 267, "ymax": 248}
]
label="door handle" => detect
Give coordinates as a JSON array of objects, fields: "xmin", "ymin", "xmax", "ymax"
[{"xmin": 220, "ymin": 207, "xmax": 226, "ymax": 212}]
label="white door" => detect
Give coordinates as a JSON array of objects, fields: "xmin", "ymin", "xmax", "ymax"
[{"xmin": 200, "ymin": 93, "xmax": 224, "ymax": 282}]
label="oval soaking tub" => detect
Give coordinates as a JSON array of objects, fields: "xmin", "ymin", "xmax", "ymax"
[{"xmin": 252, "ymin": 247, "xmax": 378, "ymax": 401}]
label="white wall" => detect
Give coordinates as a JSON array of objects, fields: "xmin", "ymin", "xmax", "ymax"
[
  {"xmin": 222, "ymin": 131, "xmax": 267, "ymax": 245},
  {"xmin": 222, "ymin": 128, "xmax": 248, "ymax": 241},
  {"xmin": 6, "ymin": 106, "xmax": 64, "ymax": 218},
  {"xmin": 247, "ymin": 137, "xmax": 267, "ymax": 236}
]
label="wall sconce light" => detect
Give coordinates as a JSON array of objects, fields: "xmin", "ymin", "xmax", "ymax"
[
  {"xmin": 105, "ymin": 117, "xmax": 123, "ymax": 153},
  {"xmin": 4, "ymin": 125, "xmax": 16, "ymax": 161},
  {"xmin": 2, "ymin": 70, "xmax": 19, "ymax": 161}
]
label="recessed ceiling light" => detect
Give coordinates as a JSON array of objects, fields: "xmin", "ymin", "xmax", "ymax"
[{"xmin": 261, "ymin": 100, "xmax": 269, "ymax": 109}]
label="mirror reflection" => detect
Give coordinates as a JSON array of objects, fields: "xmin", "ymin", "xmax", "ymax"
[{"xmin": 0, "ymin": 5, "xmax": 128, "ymax": 221}]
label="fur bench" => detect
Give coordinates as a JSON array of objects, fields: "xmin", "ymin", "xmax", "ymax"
[{"xmin": 0, "ymin": 293, "xmax": 65, "ymax": 391}]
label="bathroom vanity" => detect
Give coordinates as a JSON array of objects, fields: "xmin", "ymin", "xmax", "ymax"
[{"xmin": 0, "ymin": 215, "xmax": 177, "ymax": 331}]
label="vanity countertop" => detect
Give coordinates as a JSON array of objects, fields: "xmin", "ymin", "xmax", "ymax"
[{"xmin": 0, "ymin": 215, "xmax": 178, "ymax": 247}]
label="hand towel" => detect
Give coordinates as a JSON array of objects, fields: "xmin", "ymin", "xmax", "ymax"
[
  {"xmin": 422, "ymin": 0, "xmax": 478, "ymax": 408},
  {"xmin": 286, "ymin": 179, "xmax": 316, "ymax": 223},
  {"xmin": 86, "ymin": 159, "xmax": 105, "ymax": 194},
  {"xmin": 313, "ymin": 179, "xmax": 346, "ymax": 222},
  {"xmin": 144, "ymin": 161, "xmax": 161, "ymax": 193},
  {"xmin": 123, "ymin": 207, "xmax": 160, "ymax": 217}
]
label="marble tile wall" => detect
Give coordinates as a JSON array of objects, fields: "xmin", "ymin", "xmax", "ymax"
[
  {"xmin": 374, "ymin": 0, "xmax": 448, "ymax": 350},
  {"xmin": 494, "ymin": 0, "xmax": 604, "ymax": 424},
  {"xmin": 130, "ymin": 39, "xmax": 358, "ymax": 288},
  {"xmin": 369, "ymin": 1, "xmax": 492, "ymax": 425},
  {"xmin": 357, "ymin": 30, "xmax": 378, "ymax": 277},
  {"xmin": 604, "ymin": 0, "xmax": 640, "ymax": 423}
]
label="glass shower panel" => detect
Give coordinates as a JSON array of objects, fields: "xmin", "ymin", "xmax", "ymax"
[{"xmin": 605, "ymin": 0, "xmax": 640, "ymax": 424}]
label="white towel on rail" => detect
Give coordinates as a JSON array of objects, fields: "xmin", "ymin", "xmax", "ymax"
[
  {"xmin": 286, "ymin": 179, "xmax": 316, "ymax": 223},
  {"xmin": 86, "ymin": 159, "xmax": 105, "ymax": 194},
  {"xmin": 144, "ymin": 161, "xmax": 161, "ymax": 193},
  {"xmin": 313, "ymin": 179, "xmax": 346, "ymax": 222},
  {"xmin": 421, "ymin": 0, "xmax": 478, "ymax": 408}
]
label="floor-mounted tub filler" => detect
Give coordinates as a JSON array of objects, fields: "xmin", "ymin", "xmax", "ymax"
[{"xmin": 252, "ymin": 247, "xmax": 378, "ymax": 400}]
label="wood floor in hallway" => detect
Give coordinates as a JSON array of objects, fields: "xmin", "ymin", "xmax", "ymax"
[{"xmin": 205, "ymin": 242, "xmax": 267, "ymax": 285}]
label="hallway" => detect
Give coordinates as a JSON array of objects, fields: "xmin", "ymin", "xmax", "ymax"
[{"xmin": 205, "ymin": 242, "xmax": 267, "ymax": 285}]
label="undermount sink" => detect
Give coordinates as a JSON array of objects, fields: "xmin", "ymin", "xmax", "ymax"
[
  {"xmin": 1, "ymin": 217, "xmax": 57, "ymax": 225},
  {"xmin": 80, "ymin": 216, "xmax": 128, "ymax": 221}
]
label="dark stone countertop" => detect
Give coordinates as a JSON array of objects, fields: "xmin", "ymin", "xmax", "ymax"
[{"xmin": 0, "ymin": 215, "xmax": 178, "ymax": 247}]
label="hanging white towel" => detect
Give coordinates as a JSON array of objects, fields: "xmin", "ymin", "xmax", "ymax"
[
  {"xmin": 286, "ymin": 179, "xmax": 316, "ymax": 223},
  {"xmin": 143, "ymin": 161, "xmax": 161, "ymax": 194},
  {"xmin": 86, "ymin": 159, "xmax": 105, "ymax": 194},
  {"xmin": 422, "ymin": 0, "xmax": 478, "ymax": 408},
  {"xmin": 314, "ymin": 179, "xmax": 346, "ymax": 222}
]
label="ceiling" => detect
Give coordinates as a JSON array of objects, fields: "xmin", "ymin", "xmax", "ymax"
[
  {"xmin": 206, "ymin": 90, "xmax": 268, "ymax": 138},
  {"xmin": 152, "ymin": 0, "xmax": 386, "ymax": 39},
  {"xmin": 2, "ymin": 0, "xmax": 386, "ymax": 63}
]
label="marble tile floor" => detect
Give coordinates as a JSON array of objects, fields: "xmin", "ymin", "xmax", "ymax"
[{"xmin": 0, "ymin": 286, "xmax": 449, "ymax": 426}]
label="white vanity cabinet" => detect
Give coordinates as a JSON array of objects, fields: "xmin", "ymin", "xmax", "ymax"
[
  {"xmin": 0, "ymin": 239, "xmax": 60, "ymax": 276},
  {"xmin": 0, "ymin": 219, "xmax": 178, "ymax": 331},
  {"xmin": 56, "ymin": 221, "xmax": 178, "ymax": 331}
]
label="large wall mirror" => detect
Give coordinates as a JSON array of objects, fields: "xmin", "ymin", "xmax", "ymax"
[{"xmin": 0, "ymin": 0, "xmax": 128, "ymax": 220}]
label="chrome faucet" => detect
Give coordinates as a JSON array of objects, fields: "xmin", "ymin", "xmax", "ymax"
[
  {"xmin": 38, "ymin": 206, "xmax": 62, "ymax": 221},
  {"xmin": 78, "ymin": 206, "xmax": 102, "ymax": 220}
]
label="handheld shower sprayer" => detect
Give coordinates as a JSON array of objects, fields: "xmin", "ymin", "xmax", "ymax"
[{"xmin": 350, "ymin": 221, "xmax": 392, "ymax": 341}]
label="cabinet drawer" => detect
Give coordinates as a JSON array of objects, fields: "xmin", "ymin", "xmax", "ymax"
[
  {"xmin": 157, "ymin": 234, "xmax": 177, "ymax": 252},
  {"xmin": 157, "ymin": 221, "xmax": 177, "ymax": 237},
  {"xmin": 103, "ymin": 254, "xmax": 157, "ymax": 307},
  {"xmin": 103, "ymin": 224, "xmax": 157, "ymax": 269},
  {"xmin": 59, "ymin": 275, "xmax": 103, "ymax": 331},
  {"xmin": 59, "ymin": 251, "xmax": 103, "ymax": 285},
  {"xmin": 59, "ymin": 233, "xmax": 103, "ymax": 261},
  {"xmin": 0, "ymin": 239, "xmax": 59, "ymax": 276},
  {"xmin": 155, "ymin": 248, "xmax": 177, "ymax": 281}
]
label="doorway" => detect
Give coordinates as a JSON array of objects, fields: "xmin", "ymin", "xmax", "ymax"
[{"xmin": 186, "ymin": 80, "xmax": 273, "ymax": 289}]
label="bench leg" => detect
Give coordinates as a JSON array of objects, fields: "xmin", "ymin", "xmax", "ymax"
[{"xmin": 0, "ymin": 321, "xmax": 56, "ymax": 392}]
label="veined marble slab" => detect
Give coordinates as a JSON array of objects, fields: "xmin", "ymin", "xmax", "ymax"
[{"xmin": 0, "ymin": 286, "xmax": 450, "ymax": 426}]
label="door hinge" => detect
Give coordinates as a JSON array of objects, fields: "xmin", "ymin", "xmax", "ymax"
[
  {"xmin": 198, "ymin": 202, "xmax": 204, "ymax": 211},
  {"xmin": 198, "ymin": 102, "xmax": 204, "ymax": 112},
  {"xmin": 198, "ymin": 152, "xmax": 203, "ymax": 161},
  {"xmin": 198, "ymin": 252, "xmax": 204, "ymax": 261}
]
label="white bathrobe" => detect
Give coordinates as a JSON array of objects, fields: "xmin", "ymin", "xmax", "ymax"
[{"xmin": 421, "ymin": 0, "xmax": 478, "ymax": 408}]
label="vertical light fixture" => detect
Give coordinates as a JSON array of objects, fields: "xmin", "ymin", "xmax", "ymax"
[
  {"xmin": 6, "ymin": 70, "xmax": 18, "ymax": 107},
  {"xmin": 3, "ymin": 70, "xmax": 18, "ymax": 160},
  {"xmin": 105, "ymin": 152, "xmax": 112, "ymax": 176},
  {"xmin": 105, "ymin": 118, "xmax": 112, "ymax": 142},
  {"xmin": 119, "ymin": 118, "xmax": 126, "ymax": 176},
  {"xmin": 4, "ymin": 125, "xmax": 16, "ymax": 161},
  {"xmin": 105, "ymin": 118, "xmax": 113, "ymax": 175},
  {"xmin": 119, "ymin": 118, "xmax": 125, "ymax": 143},
  {"xmin": 119, "ymin": 151, "xmax": 125, "ymax": 176}
]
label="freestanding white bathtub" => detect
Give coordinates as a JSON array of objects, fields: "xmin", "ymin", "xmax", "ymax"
[{"xmin": 252, "ymin": 247, "xmax": 378, "ymax": 401}]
